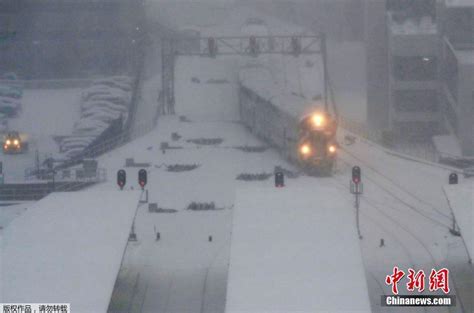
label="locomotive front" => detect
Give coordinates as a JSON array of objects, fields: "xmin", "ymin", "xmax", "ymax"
[
  {"xmin": 297, "ymin": 112, "xmax": 337, "ymax": 175},
  {"xmin": 3, "ymin": 131, "xmax": 27, "ymax": 154}
]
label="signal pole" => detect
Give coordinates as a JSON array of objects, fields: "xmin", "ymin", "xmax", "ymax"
[
  {"xmin": 160, "ymin": 34, "xmax": 325, "ymax": 116},
  {"xmin": 350, "ymin": 166, "xmax": 363, "ymax": 239}
]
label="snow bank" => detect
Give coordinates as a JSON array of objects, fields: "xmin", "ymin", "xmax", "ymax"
[
  {"xmin": 1, "ymin": 190, "xmax": 141, "ymax": 313},
  {"xmin": 226, "ymin": 186, "xmax": 371, "ymax": 313}
]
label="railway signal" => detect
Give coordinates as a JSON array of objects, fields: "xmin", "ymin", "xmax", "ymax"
[
  {"xmin": 208, "ymin": 37, "xmax": 217, "ymax": 58},
  {"xmin": 275, "ymin": 171, "xmax": 284, "ymax": 188},
  {"xmin": 117, "ymin": 169, "xmax": 126, "ymax": 190},
  {"xmin": 350, "ymin": 165, "xmax": 363, "ymax": 239},
  {"xmin": 449, "ymin": 173, "xmax": 458, "ymax": 185},
  {"xmin": 138, "ymin": 169, "xmax": 147, "ymax": 189},
  {"xmin": 352, "ymin": 166, "xmax": 361, "ymax": 184}
]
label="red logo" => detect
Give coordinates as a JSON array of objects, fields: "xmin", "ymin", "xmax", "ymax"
[
  {"xmin": 429, "ymin": 268, "xmax": 450, "ymax": 294},
  {"xmin": 385, "ymin": 266, "xmax": 405, "ymax": 295},
  {"xmin": 386, "ymin": 267, "xmax": 450, "ymax": 295},
  {"xmin": 407, "ymin": 269, "xmax": 425, "ymax": 292}
]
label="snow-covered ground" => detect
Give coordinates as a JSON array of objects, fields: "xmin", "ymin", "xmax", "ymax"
[
  {"xmin": 0, "ymin": 202, "xmax": 29, "ymax": 229},
  {"xmin": 2, "ymin": 88, "xmax": 81, "ymax": 182}
]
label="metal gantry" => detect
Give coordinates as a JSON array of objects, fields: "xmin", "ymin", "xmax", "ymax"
[{"xmin": 160, "ymin": 34, "xmax": 330, "ymax": 115}]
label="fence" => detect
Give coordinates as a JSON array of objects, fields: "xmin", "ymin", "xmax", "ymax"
[
  {"xmin": 0, "ymin": 78, "xmax": 92, "ymax": 89},
  {"xmin": 0, "ymin": 180, "xmax": 100, "ymax": 201}
]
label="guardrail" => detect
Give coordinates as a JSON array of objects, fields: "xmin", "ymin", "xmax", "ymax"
[
  {"xmin": 0, "ymin": 79, "xmax": 92, "ymax": 89},
  {"xmin": 5, "ymin": 166, "xmax": 107, "ymax": 201},
  {"xmin": 0, "ymin": 180, "xmax": 100, "ymax": 201}
]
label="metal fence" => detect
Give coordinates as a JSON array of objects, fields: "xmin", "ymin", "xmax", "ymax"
[{"xmin": 0, "ymin": 180, "xmax": 102, "ymax": 201}]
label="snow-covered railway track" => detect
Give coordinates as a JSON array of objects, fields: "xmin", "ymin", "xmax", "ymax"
[
  {"xmin": 339, "ymin": 147, "xmax": 452, "ymax": 228},
  {"xmin": 330, "ymin": 153, "xmax": 460, "ymax": 313}
]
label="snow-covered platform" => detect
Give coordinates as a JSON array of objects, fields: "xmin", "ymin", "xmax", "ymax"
[
  {"xmin": 226, "ymin": 186, "xmax": 371, "ymax": 313},
  {"xmin": 0, "ymin": 190, "xmax": 141, "ymax": 313},
  {"xmin": 444, "ymin": 184, "xmax": 473, "ymax": 261}
]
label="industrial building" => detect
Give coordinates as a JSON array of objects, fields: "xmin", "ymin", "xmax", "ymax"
[{"xmin": 365, "ymin": 0, "xmax": 474, "ymax": 156}]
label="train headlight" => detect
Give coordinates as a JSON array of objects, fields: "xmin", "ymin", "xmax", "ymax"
[
  {"xmin": 3, "ymin": 144, "xmax": 7, "ymax": 150},
  {"xmin": 328, "ymin": 145, "xmax": 336, "ymax": 154},
  {"xmin": 300, "ymin": 144, "xmax": 311, "ymax": 155},
  {"xmin": 312, "ymin": 114, "xmax": 325, "ymax": 127},
  {"xmin": 13, "ymin": 139, "xmax": 19, "ymax": 146},
  {"xmin": 5, "ymin": 140, "xmax": 11, "ymax": 145}
]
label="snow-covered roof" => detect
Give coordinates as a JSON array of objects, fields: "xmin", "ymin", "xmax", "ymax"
[
  {"xmin": 226, "ymin": 186, "xmax": 371, "ymax": 313},
  {"xmin": 444, "ymin": 184, "xmax": 473, "ymax": 260},
  {"xmin": 0, "ymin": 190, "xmax": 141, "ymax": 313},
  {"xmin": 445, "ymin": 0, "xmax": 474, "ymax": 7}
]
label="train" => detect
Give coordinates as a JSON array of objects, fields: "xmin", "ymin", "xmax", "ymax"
[
  {"xmin": 238, "ymin": 16, "xmax": 337, "ymax": 175},
  {"xmin": 2, "ymin": 131, "xmax": 28, "ymax": 154},
  {"xmin": 239, "ymin": 64, "xmax": 337, "ymax": 176}
]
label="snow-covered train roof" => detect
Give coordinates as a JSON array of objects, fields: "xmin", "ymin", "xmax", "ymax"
[
  {"xmin": 239, "ymin": 52, "xmax": 326, "ymax": 120},
  {"xmin": 225, "ymin": 186, "xmax": 371, "ymax": 313}
]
